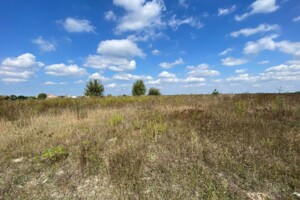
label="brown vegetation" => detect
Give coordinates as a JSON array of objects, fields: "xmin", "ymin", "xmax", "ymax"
[{"xmin": 0, "ymin": 94, "xmax": 299, "ymax": 199}]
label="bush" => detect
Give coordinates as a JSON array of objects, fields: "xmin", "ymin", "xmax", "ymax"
[
  {"xmin": 38, "ymin": 93, "xmax": 47, "ymax": 99},
  {"xmin": 212, "ymin": 89, "xmax": 219, "ymax": 96},
  {"xmin": 132, "ymin": 79, "xmax": 146, "ymax": 96},
  {"xmin": 84, "ymin": 79, "xmax": 104, "ymax": 97},
  {"xmin": 148, "ymin": 87, "xmax": 161, "ymax": 96},
  {"xmin": 41, "ymin": 146, "xmax": 68, "ymax": 163}
]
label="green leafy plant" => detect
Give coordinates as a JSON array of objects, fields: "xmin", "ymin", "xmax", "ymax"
[
  {"xmin": 110, "ymin": 114, "xmax": 124, "ymax": 127},
  {"xmin": 41, "ymin": 146, "xmax": 68, "ymax": 163},
  {"xmin": 148, "ymin": 87, "xmax": 161, "ymax": 96},
  {"xmin": 84, "ymin": 79, "xmax": 104, "ymax": 97},
  {"xmin": 132, "ymin": 79, "xmax": 146, "ymax": 96}
]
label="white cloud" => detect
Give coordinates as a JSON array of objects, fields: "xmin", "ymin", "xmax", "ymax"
[
  {"xmin": 88, "ymin": 72, "xmax": 110, "ymax": 82},
  {"xmin": 84, "ymin": 55, "xmax": 136, "ymax": 72},
  {"xmin": 85, "ymin": 39, "xmax": 144, "ymax": 72},
  {"xmin": 168, "ymin": 15, "xmax": 202, "ymax": 30},
  {"xmin": 243, "ymin": 35, "xmax": 278, "ymax": 55},
  {"xmin": 243, "ymin": 35, "xmax": 300, "ymax": 57},
  {"xmin": 45, "ymin": 64, "xmax": 87, "ymax": 77},
  {"xmin": 293, "ymin": 16, "xmax": 300, "ymax": 22},
  {"xmin": 218, "ymin": 5, "xmax": 236, "ymax": 16},
  {"xmin": 230, "ymin": 24, "xmax": 279, "ymax": 37},
  {"xmin": 187, "ymin": 64, "xmax": 220, "ymax": 77},
  {"xmin": 74, "ymin": 80, "xmax": 85, "ymax": 84},
  {"xmin": 104, "ymin": 10, "xmax": 117, "ymax": 21},
  {"xmin": 160, "ymin": 58, "xmax": 184, "ymax": 69},
  {"xmin": 107, "ymin": 83, "xmax": 117, "ymax": 88},
  {"xmin": 44, "ymin": 81, "xmax": 66, "ymax": 85},
  {"xmin": 235, "ymin": 69, "xmax": 247, "ymax": 74},
  {"xmin": 226, "ymin": 64, "xmax": 300, "ymax": 83},
  {"xmin": 258, "ymin": 60, "xmax": 270, "ymax": 64},
  {"xmin": 179, "ymin": 0, "xmax": 188, "ymax": 8},
  {"xmin": 113, "ymin": 0, "xmax": 165, "ymax": 33},
  {"xmin": 286, "ymin": 60, "xmax": 300, "ymax": 65},
  {"xmin": 0, "ymin": 53, "xmax": 44, "ymax": 82},
  {"xmin": 158, "ymin": 71, "xmax": 176, "ymax": 78},
  {"xmin": 219, "ymin": 48, "xmax": 233, "ymax": 56},
  {"xmin": 32, "ymin": 36, "xmax": 56, "ymax": 52},
  {"xmin": 184, "ymin": 77, "xmax": 206, "ymax": 83},
  {"xmin": 60, "ymin": 17, "xmax": 95, "ymax": 33},
  {"xmin": 152, "ymin": 49, "xmax": 160, "ymax": 55},
  {"xmin": 222, "ymin": 57, "xmax": 249, "ymax": 66},
  {"xmin": 113, "ymin": 73, "xmax": 153, "ymax": 81},
  {"xmin": 235, "ymin": 0, "xmax": 279, "ymax": 21},
  {"xmin": 97, "ymin": 39, "xmax": 145, "ymax": 58}
]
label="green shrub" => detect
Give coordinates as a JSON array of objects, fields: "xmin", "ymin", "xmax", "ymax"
[
  {"xmin": 41, "ymin": 146, "xmax": 68, "ymax": 163},
  {"xmin": 212, "ymin": 89, "xmax": 219, "ymax": 96},
  {"xmin": 148, "ymin": 87, "xmax": 161, "ymax": 96},
  {"xmin": 38, "ymin": 93, "xmax": 47, "ymax": 99},
  {"xmin": 109, "ymin": 114, "xmax": 124, "ymax": 127}
]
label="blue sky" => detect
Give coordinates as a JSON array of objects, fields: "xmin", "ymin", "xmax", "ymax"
[{"xmin": 0, "ymin": 0, "xmax": 300, "ymax": 96}]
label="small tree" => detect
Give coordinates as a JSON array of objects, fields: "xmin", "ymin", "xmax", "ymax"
[
  {"xmin": 148, "ymin": 87, "xmax": 161, "ymax": 96},
  {"xmin": 212, "ymin": 89, "xmax": 219, "ymax": 96},
  {"xmin": 84, "ymin": 79, "xmax": 104, "ymax": 97},
  {"xmin": 132, "ymin": 79, "xmax": 146, "ymax": 96},
  {"xmin": 37, "ymin": 93, "xmax": 47, "ymax": 99}
]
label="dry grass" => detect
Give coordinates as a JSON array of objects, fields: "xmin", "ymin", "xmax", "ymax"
[{"xmin": 0, "ymin": 94, "xmax": 299, "ymax": 199}]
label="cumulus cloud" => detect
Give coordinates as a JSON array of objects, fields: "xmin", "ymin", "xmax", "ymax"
[
  {"xmin": 45, "ymin": 64, "xmax": 87, "ymax": 77},
  {"xmin": 235, "ymin": 69, "xmax": 247, "ymax": 74},
  {"xmin": 235, "ymin": 0, "xmax": 279, "ymax": 21},
  {"xmin": 230, "ymin": 24, "xmax": 279, "ymax": 37},
  {"xmin": 168, "ymin": 15, "xmax": 202, "ymax": 30},
  {"xmin": 113, "ymin": 73, "xmax": 153, "ymax": 81},
  {"xmin": 85, "ymin": 39, "xmax": 144, "ymax": 72},
  {"xmin": 85, "ymin": 55, "xmax": 136, "ymax": 72},
  {"xmin": 258, "ymin": 60, "xmax": 270, "ymax": 64},
  {"xmin": 32, "ymin": 36, "xmax": 56, "ymax": 52},
  {"xmin": 219, "ymin": 48, "xmax": 233, "ymax": 56},
  {"xmin": 226, "ymin": 64, "xmax": 300, "ymax": 82},
  {"xmin": 60, "ymin": 17, "xmax": 95, "ymax": 33},
  {"xmin": 158, "ymin": 71, "xmax": 176, "ymax": 78},
  {"xmin": 160, "ymin": 58, "xmax": 184, "ymax": 69},
  {"xmin": 243, "ymin": 35, "xmax": 300, "ymax": 57},
  {"xmin": 222, "ymin": 57, "xmax": 249, "ymax": 66},
  {"xmin": 218, "ymin": 5, "xmax": 236, "ymax": 16},
  {"xmin": 97, "ymin": 39, "xmax": 145, "ymax": 58},
  {"xmin": 88, "ymin": 72, "xmax": 110, "ymax": 81},
  {"xmin": 113, "ymin": 0, "xmax": 165, "ymax": 33},
  {"xmin": 0, "ymin": 53, "xmax": 44, "ymax": 82},
  {"xmin": 104, "ymin": 10, "xmax": 117, "ymax": 21},
  {"xmin": 187, "ymin": 64, "xmax": 220, "ymax": 77},
  {"xmin": 293, "ymin": 16, "xmax": 300, "ymax": 22},
  {"xmin": 179, "ymin": 0, "xmax": 188, "ymax": 8},
  {"xmin": 152, "ymin": 49, "xmax": 160, "ymax": 55},
  {"xmin": 107, "ymin": 83, "xmax": 117, "ymax": 88},
  {"xmin": 44, "ymin": 81, "xmax": 66, "ymax": 85}
]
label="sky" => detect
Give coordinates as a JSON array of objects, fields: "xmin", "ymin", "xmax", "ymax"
[{"xmin": 0, "ymin": 0, "xmax": 300, "ymax": 96}]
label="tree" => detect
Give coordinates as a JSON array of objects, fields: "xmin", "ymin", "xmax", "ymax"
[
  {"xmin": 84, "ymin": 79, "xmax": 104, "ymax": 97},
  {"xmin": 212, "ymin": 89, "xmax": 219, "ymax": 96},
  {"xmin": 132, "ymin": 79, "xmax": 146, "ymax": 96},
  {"xmin": 148, "ymin": 87, "xmax": 161, "ymax": 96},
  {"xmin": 38, "ymin": 93, "xmax": 47, "ymax": 99}
]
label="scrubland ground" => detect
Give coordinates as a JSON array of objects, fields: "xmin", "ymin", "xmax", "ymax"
[{"xmin": 0, "ymin": 94, "xmax": 299, "ymax": 199}]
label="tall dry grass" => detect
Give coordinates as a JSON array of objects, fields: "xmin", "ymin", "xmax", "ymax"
[{"xmin": 0, "ymin": 94, "xmax": 299, "ymax": 199}]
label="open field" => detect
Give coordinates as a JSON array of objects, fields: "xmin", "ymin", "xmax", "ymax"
[{"xmin": 0, "ymin": 94, "xmax": 299, "ymax": 199}]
